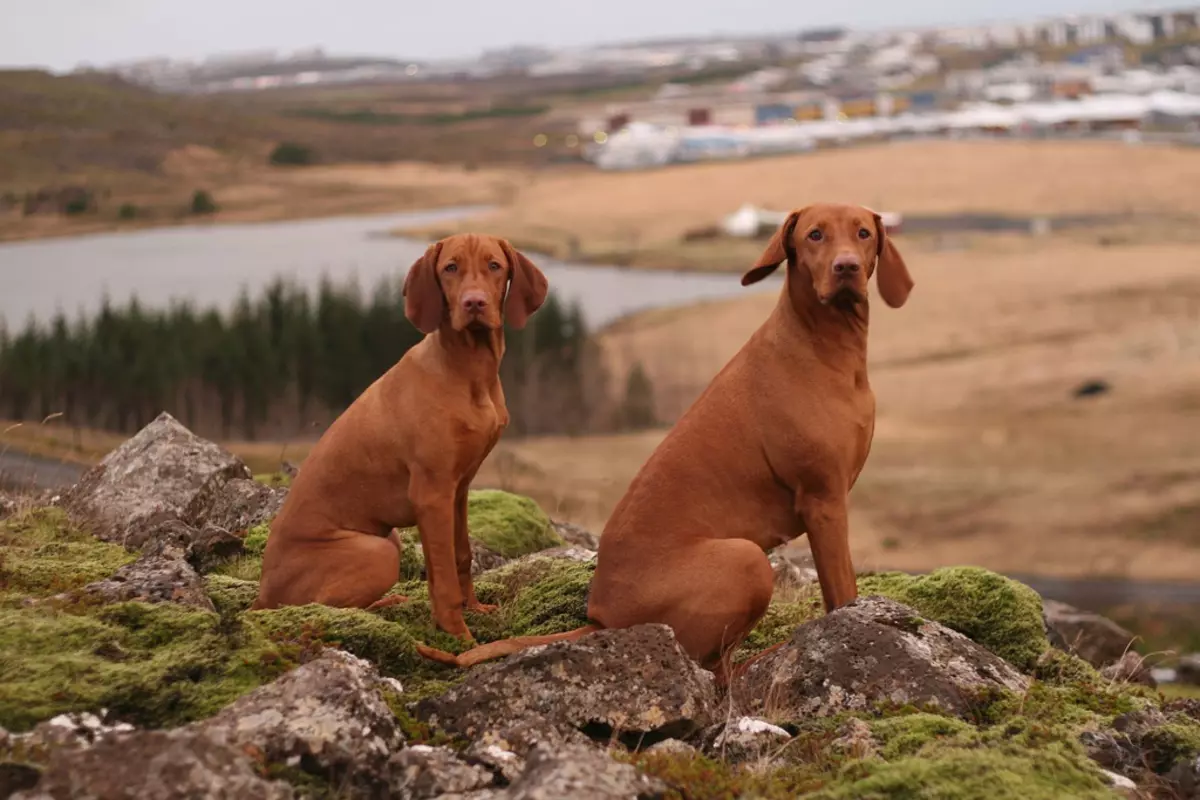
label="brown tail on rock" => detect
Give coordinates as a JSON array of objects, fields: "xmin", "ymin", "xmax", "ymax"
[{"xmin": 416, "ymin": 624, "xmax": 602, "ymax": 668}]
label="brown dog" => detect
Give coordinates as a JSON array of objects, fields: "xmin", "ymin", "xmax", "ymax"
[
  {"xmin": 417, "ymin": 203, "xmax": 912, "ymax": 677},
  {"xmin": 253, "ymin": 234, "xmax": 549, "ymax": 644}
]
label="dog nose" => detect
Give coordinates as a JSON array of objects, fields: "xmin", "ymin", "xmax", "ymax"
[
  {"xmin": 832, "ymin": 257, "xmax": 861, "ymax": 277},
  {"xmin": 462, "ymin": 292, "xmax": 488, "ymax": 314}
]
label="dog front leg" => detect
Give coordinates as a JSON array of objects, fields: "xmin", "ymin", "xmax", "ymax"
[
  {"xmin": 797, "ymin": 490, "xmax": 858, "ymax": 613},
  {"xmin": 412, "ymin": 477, "xmax": 472, "ymax": 641},
  {"xmin": 455, "ymin": 489, "xmax": 497, "ymax": 614}
]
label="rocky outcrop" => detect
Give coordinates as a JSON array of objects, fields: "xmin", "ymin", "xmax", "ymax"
[
  {"xmin": 550, "ymin": 520, "xmax": 600, "ymax": 551},
  {"xmin": 1043, "ymin": 599, "xmax": 1136, "ymax": 669},
  {"xmin": 500, "ymin": 743, "xmax": 666, "ymax": 799},
  {"xmin": 734, "ymin": 596, "xmax": 1029, "ymax": 719},
  {"xmin": 50, "ymin": 544, "xmax": 214, "ymax": 611},
  {"xmin": 63, "ymin": 413, "xmax": 282, "ymax": 552},
  {"xmin": 417, "ymin": 624, "xmax": 717, "ymax": 751},
  {"xmin": 388, "ymin": 745, "xmax": 493, "ymax": 799},
  {"xmin": 10, "ymin": 728, "xmax": 295, "ymax": 800},
  {"xmin": 198, "ymin": 650, "xmax": 404, "ymax": 791}
]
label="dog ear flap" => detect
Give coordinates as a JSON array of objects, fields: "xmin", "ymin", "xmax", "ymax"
[
  {"xmin": 500, "ymin": 240, "xmax": 548, "ymax": 330},
  {"xmin": 742, "ymin": 209, "xmax": 802, "ymax": 286},
  {"xmin": 872, "ymin": 213, "xmax": 914, "ymax": 309},
  {"xmin": 403, "ymin": 241, "xmax": 445, "ymax": 334}
]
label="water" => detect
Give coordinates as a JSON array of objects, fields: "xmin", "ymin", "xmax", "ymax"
[{"xmin": 0, "ymin": 206, "xmax": 764, "ymax": 330}]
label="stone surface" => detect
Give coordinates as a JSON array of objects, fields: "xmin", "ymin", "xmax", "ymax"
[
  {"xmin": 1043, "ymin": 599, "xmax": 1136, "ymax": 669},
  {"xmin": 198, "ymin": 649, "xmax": 404, "ymax": 790},
  {"xmin": 52, "ymin": 549, "xmax": 215, "ymax": 611},
  {"xmin": 501, "ymin": 743, "xmax": 666, "ymax": 800},
  {"xmin": 193, "ymin": 476, "xmax": 287, "ymax": 537},
  {"xmin": 1179, "ymin": 654, "xmax": 1200, "ymax": 686},
  {"xmin": 734, "ymin": 596, "xmax": 1029, "ymax": 720},
  {"xmin": 10, "ymin": 728, "xmax": 295, "ymax": 800},
  {"xmin": 388, "ymin": 745, "xmax": 494, "ymax": 800},
  {"xmin": 550, "ymin": 520, "xmax": 600, "ymax": 551},
  {"xmin": 705, "ymin": 718, "xmax": 792, "ymax": 765},
  {"xmin": 642, "ymin": 739, "xmax": 700, "ymax": 757},
  {"xmin": 63, "ymin": 413, "xmax": 254, "ymax": 549},
  {"xmin": 767, "ymin": 547, "xmax": 819, "ymax": 589},
  {"xmin": 417, "ymin": 624, "xmax": 717, "ymax": 750},
  {"xmin": 470, "ymin": 540, "xmax": 510, "ymax": 577},
  {"xmin": 527, "ymin": 545, "xmax": 597, "ymax": 564},
  {"xmin": 1100, "ymin": 652, "xmax": 1157, "ymax": 688}
]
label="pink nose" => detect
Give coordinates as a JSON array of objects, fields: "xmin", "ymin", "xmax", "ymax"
[{"xmin": 462, "ymin": 292, "xmax": 488, "ymax": 314}]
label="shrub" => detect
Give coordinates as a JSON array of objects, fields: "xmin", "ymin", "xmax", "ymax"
[
  {"xmin": 269, "ymin": 142, "xmax": 315, "ymax": 166},
  {"xmin": 190, "ymin": 190, "xmax": 218, "ymax": 215}
]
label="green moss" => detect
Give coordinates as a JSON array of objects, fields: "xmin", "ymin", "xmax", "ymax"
[
  {"xmin": 624, "ymin": 752, "xmax": 826, "ymax": 799},
  {"xmin": 736, "ymin": 590, "xmax": 824, "ymax": 660},
  {"xmin": 0, "ymin": 602, "xmax": 290, "ymax": 732},
  {"xmin": 205, "ymin": 574, "xmax": 261, "ymax": 618},
  {"xmin": 472, "ymin": 556, "xmax": 594, "ymax": 636},
  {"xmin": 464, "ymin": 490, "xmax": 562, "ymax": 558},
  {"xmin": 858, "ymin": 567, "xmax": 1048, "ymax": 672},
  {"xmin": 246, "ymin": 605, "xmax": 420, "ymax": 675},
  {"xmin": 0, "ymin": 508, "xmax": 136, "ymax": 601},
  {"xmin": 1140, "ymin": 720, "xmax": 1200, "ymax": 773},
  {"xmin": 810, "ymin": 743, "xmax": 1115, "ymax": 800},
  {"xmin": 252, "ymin": 472, "xmax": 292, "ymax": 488},
  {"xmin": 869, "ymin": 714, "xmax": 975, "ymax": 760},
  {"xmin": 210, "ymin": 523, "xmax": 268, "ymax": 581}
]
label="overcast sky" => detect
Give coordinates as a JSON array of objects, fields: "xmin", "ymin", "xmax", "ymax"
[{"xmin": 0, "ymin": 0, "xmax": 1167, "ymax": 71}]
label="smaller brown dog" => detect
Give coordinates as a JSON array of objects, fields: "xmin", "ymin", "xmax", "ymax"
[{"xmin": 253, "ymin": 234, "xmax": 548, "ymax": 644}]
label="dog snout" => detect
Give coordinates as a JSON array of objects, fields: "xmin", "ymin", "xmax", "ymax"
[
  {"xmin": 832, "ymin": 256, "xmax": 861, "ymax": 278},
  {"xmin": 461, "ymin": 291, "xmax": 488, "ymax": 314}
]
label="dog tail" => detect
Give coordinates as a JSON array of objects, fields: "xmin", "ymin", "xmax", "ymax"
[{"xmin": 416, "ymin": 624, "xmax": 602, "ymax": 669}]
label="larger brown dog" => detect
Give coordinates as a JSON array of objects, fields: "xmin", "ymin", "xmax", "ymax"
[
  {"xmin": 417, "ymin": 203, "xmax": 912, "ymax": 676},
  {"xmin": 253, "ymin": 234, "xmax": 548, "ymax": 644}
]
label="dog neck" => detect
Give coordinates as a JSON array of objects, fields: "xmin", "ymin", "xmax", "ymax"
[
  {"xmin": 432, "ymin": 324, "xmax": 506, "ymax": 384},
  {"xmin": 773, "ymin": 270, "xmax": 869, "ymax": 367}
]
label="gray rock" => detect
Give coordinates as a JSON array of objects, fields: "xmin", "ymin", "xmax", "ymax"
[
  {"xmin": 50, "ymin": 549, "xmax": 215, "ymax": 611},
  {"xmin": 1043, "ymin": 599, "xmax": 1136, "ymax": 668},
  {"xmin": 1100, "ymin": 652, "xmax": 1157, "ymax": 689},
  {"xmin": 10, "ymin": 728, "xmax": 294, "ymax": 800},
  {"xmin": 471, "ymin": 540, "xmax": 510, "ymax": 576},
  {"xmin": 529, "ymin": 546, "xmax": 597, "ymax": 564},
  {"xmin": 198, "ymin": 649, "xmax": 403, "ymax": 791},
  {"xmin": 417, "ymin": 624, "xmax": 717, "ymax": 751},
  {"xmin": 733, "ymin": 596, "xmax": 1029, "ymax": 720},
  {"xmin": 194, "ymin": 477, "xmax": 287, "ymax": 539},
  {"xmin": 641, "ymin": 739, "xmax": 699, "ymax": 757},
  {"xmin": 501, "ymin": 743, "xmax": 665, "ymax": 800},
  {"xmin": 550, "ymin": 521, "xmax": 600, "ymax": 551},
  {"xmin": 1178, "ymin": 654, "xmax": 1200, "ymax": 686},
  {"xmin": 463, "ymin": 738, "xmax": 527, "ymax": 784},
  {"xmin": 704, "ymin": 718, "xmax": 791, "ymax": 765},
  {"xmin": 767, "ymin": 547, "xmax": 819, "ymax": 589},
  {"xmin": 388, "ymin": 745, "xmax": 494, "ymax": 800},
  {"xmin": 63, "ymin": 413, "xmax": 253, "ymax": 549}
]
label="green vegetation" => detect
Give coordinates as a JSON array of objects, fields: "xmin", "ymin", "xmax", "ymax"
[
  {"xmin": 0, "ymin": 508, "xmax": 135, "ymax": 601},
  {"xmin": 190, "ymin": 189, "xmax": 218, "ymax": 215},
  {"xmin": 465, "ymin": 490, "xmax": 563, "ymax": 557},
  {"xmin": 117, "ymin": 202, "xmax": 139, "ymax": 220},
  {"xmin": 268, "ymin": 142, "xmax": 315, "ymax": 166},
  {"xmin": 0, "ymin": 277, "xmax": 597, "ymax": 441}
]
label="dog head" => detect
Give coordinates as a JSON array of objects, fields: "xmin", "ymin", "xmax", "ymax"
[
  {"xmin": 740, "ymin": 203, "xmax": 913, "ymax": 311},
  {"xmin": 403, "ymin": 234, "xmax": 549, "ymax": 334}
]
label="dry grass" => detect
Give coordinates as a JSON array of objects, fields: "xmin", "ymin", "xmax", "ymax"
[{"xmin": 398, "ymin": 139, "xmax": 1200, "ymax": 269}]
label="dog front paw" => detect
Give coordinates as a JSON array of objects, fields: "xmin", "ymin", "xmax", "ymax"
[{"xmin": 466, "ymin": 601, "xmax": 499, "ymax": 614}]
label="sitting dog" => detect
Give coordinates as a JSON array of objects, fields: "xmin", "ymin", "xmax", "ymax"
[
  {"xmin": 416, "ymin": 204, "xmax": 913, "ymax": 679},
  {"xmin": 253, "ymin": 234, "xmax": 549, "ymax": 645}
]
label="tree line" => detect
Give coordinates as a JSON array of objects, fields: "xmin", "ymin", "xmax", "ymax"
[{"xmin": 0, "ymin": 276, "xmax": 658, "ymax": 443}]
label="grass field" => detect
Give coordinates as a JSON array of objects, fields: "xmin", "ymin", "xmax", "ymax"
[{"xmin": 400, "ymin": 138, "xmax": 1200, "ymax": 270}]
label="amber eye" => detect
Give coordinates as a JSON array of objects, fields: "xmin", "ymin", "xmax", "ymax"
[
  {"xmin": 857, "ymin": 228, "xmax": 872, "ymax": 240},
  {"xmin": 489, "ymin": 261, "xmax": 503, "ymax": 271},
  {"xmin": 807, "ymin": 229, "xmax": 823, "ymax": 242},
  {"xmin": 444, "ymin": 263, "xmax": 458, "ymax": 273}
]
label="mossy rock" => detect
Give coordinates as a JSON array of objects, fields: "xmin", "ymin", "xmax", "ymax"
[
  {"xmin": 0, "ymin": 508, "xmax": 136, "ymax": 601},
  {"xmin": 205, "ymin": 574, "xmax": 261, "ymax": 618},
  {"xmin": 210, "ymin": 522, "xmax": 269, "ymax": 582},
  {"xmin": 858, "ymin": 567, "xmax": 1048, "ymax": 672},
  {"xmin": 464, "ymin": 490, "xmax": 562, "ymax": 558},
  {"xmin": 809, "ymin": 742, "xmax": 1114, "ymax": 799},
  {"xmin": 0, "ymin": 602, "xmax": 290, "ymax": 732}
]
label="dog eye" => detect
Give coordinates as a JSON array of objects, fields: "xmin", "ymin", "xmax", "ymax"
[
  {"xmin": 444, "ymin": 263, "xmax": 458, "ymax": 273},
  {"xmin": 488, "ymin": 261, "xmax": 503, "ymax": 271},
  {"xmin": 857, "ymin": 228, "xmax": 872, "ymax": 240},
  {"xmin": 807, "ymin": 229, "xmax": 823, "ymax": 242}
]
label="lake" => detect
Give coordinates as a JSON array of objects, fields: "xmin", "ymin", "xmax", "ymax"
[{"xmin": 0, "ymin": 207, "xmax": 764, "ymax": 331}]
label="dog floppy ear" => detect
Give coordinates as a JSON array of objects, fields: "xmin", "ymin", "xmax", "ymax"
[
  {"xmin": 500, "ymin": 240, "xmax": 548, "ymax": 330},
  {"xmin": 403, "ymin": 241, "xmax": 445, "ymax": 334},
  {"xmin": 872, "ymin": 213, "xmax": 914, "ymax": 309},
  {"xmin": 742, "ymin": 209, "xmax": 803, "ymax": 286}
]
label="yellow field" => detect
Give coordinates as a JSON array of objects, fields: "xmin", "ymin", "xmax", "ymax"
[{"xmin": 400, "ymin": 139, "xmax": 1200, "ymax": 270}]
